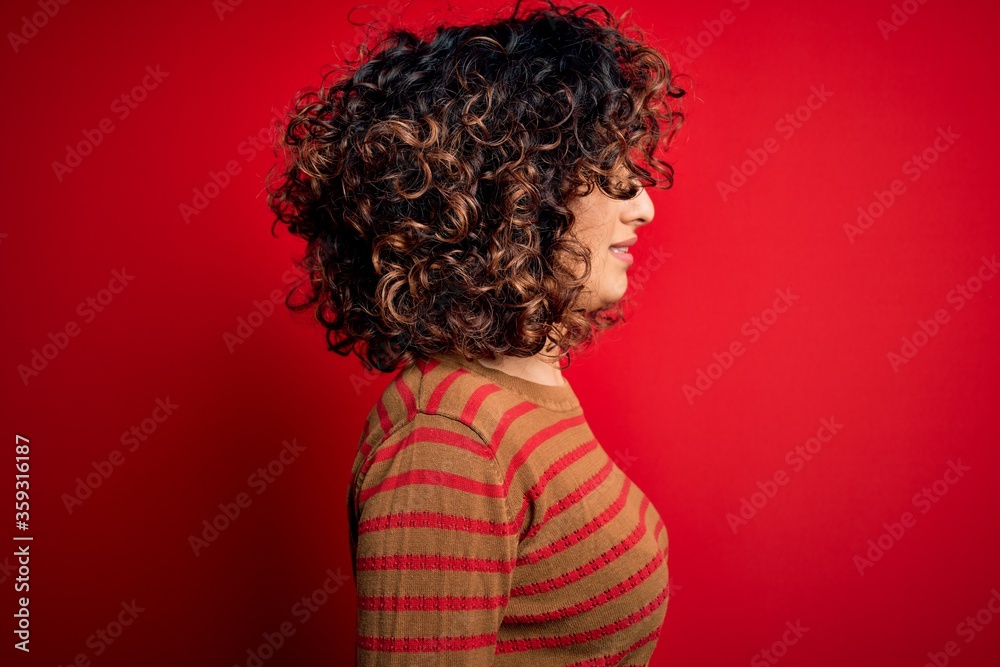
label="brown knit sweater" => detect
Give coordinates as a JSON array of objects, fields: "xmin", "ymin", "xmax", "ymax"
[{"xmin": 347, "ymin": 351, "xmax": 670, "ymax": 665}]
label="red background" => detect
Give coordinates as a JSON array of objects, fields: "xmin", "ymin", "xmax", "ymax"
[{"xmin": 3, "ymin": 0, "xmax": 999, "ymax": 665}]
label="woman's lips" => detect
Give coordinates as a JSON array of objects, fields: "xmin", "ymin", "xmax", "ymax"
[{"xmin": 609, "ymin": 247, "xmax": 635, "ymax": 266}]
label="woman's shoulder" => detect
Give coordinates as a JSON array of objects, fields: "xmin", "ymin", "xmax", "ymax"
[{"xmin": 354, "ymin": 352, "xmax": 585, "ymax": 469}]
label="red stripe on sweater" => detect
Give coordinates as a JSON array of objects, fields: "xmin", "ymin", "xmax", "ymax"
[
  {"xmin": 358, "ymin": 441, "xmax": 372, "ymax": 463},
  {"xmin": 516, "ymin": 478, "xmax": 632, "ymax": 566},
  {"xmin": 359, "ymin": 425, "xmax": 492, "ymax": 480},
  {"xmin": 569, "ymin": 625, "xmax": 662, "ymax": 666},
  {"xmin": 392, "ymin": 372, "xmax": 417, "ymax": 423},
  {"xmin": 505, "ymin": 541, "xmax": 664, "ymax": 623},
  {"xmin": 524, "ymin": 458, "xmax": 614, "ymax": 541},
  {"xmin": 488, "ymin": 401, "xmax": 539, "ymax": 453},
  {"xmin": 525, "ymin": 438, "xmax": 598, "ymax": 504},
  {"xmin": 376, "ymin": 398, "xmax": 392, "ymax": 439},
  {"xmin": 355, "ymin": 553, "xmax": 514, "ymax": 573},
  {"xmin": 495, "ymin": 583, "xmax": 669, "ymax": 652},
  {"xmin": 357, "ymin": 510, "xmax": 517, "ymax": 537},
  {"xmin": 504, "ymin": 414, "xmax": 589, "ymax": 488},
  {"xmin": 655, "ymin": 519, "xmax": 666, "ymax": 544},
  {"xmin": 358, "ymin": 593, "xmax": 508, "ymax": 611},
  {"xmin": 460, "ymin": 382, "xmax": 503, "ymax": 425},
  {"xmin": 515, "ymin": 439, "xmax": 598, "ymax": 541},
  {"xmin": 511, "ymin": 495, "xmax": 650, "ymax": 597},
  {"xmin": 359, "ymin": 469, "xmax": 505, "ymax": 503},
  {"xmin": 357, "ymin": 632, "xmax": 498, "ymax": 652},
  {"xmin": 426, "ymin": 368, "xmax": 465, "ymax": 415}
]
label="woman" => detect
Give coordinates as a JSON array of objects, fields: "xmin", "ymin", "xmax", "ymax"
[{"xmin": 266, "ymin": 1, "xmax": 685, "ymax": 663}]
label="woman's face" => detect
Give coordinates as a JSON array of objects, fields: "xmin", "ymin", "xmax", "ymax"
[{"xmin": 567, "ymin": 178, "xmax": 656, "ymax": 312}]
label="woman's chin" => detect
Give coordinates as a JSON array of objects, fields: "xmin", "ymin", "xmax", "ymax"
[{"xmin": 596, "ymin": 289, "xmax": 628, "ymax": 311}]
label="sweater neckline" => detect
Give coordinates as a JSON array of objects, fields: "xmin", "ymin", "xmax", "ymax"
[{"xmin": 429, "ymin": 351, "xmax": 582, "ymax": 413}]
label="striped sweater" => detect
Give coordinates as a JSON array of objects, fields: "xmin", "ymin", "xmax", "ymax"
[{"xmin": 347, "ymin": 351, "xmax": 670, "ymax": 665}]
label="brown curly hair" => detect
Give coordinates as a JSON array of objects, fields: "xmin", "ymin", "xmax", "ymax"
[{"xmin": 266, "ymin": 0, "xmax": 686, "ymax": 373}]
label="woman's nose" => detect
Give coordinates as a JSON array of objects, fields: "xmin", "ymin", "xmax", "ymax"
[{"xmin": 629, "ymin": 187, "xmax": 655, "ymax": 227}]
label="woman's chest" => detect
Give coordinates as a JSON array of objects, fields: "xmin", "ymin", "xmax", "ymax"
[{"xmin": 500, "ymin": 444, "xmax": 670, "ymax": 643}]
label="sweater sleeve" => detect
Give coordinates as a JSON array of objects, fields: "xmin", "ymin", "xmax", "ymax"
[{"xmin": 352, "ymin": 412, "xmax": 518, "ymax": 666}]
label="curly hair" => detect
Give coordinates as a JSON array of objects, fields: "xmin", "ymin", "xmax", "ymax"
[{"xmin": 266, "ymin": 0, "xmax": 686, "ymax": 373}]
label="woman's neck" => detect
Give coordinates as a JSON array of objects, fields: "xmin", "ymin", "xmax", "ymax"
[{"xmin": 475, "ymin": 344, "xmax": 565, "ymax": 387}]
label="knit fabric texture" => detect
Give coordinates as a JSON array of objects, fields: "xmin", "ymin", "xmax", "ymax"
[{"xmin": 347, "ymin": 351, "xmax": 670, "ymax": 665}]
